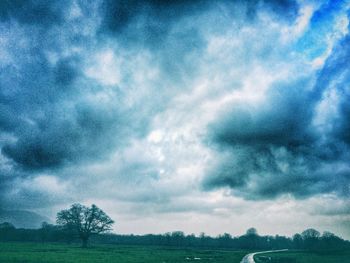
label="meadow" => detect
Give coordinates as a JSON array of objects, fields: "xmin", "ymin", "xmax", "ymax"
[
  {"xmin": 0, "ymin": 242, "xmax": 248, "ymax": 263},
  {"xmin": 254, "ymin": 250, "xmax": 350, "ymax": 263}
]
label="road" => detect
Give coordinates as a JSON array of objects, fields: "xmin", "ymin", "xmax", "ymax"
[{"xmin": 240, "ymin": 249, "xmax": 288, "ymax": 263}]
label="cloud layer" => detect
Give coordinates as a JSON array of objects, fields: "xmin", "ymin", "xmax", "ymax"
[
  {"xmin": 0, "ymin": 0, "xmax": 349, "ymax": 238},
  {"xmin": 204, "ymin": 1, "xmax": 350, "ymax": 201}
]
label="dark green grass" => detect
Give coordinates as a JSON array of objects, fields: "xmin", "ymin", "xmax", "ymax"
[
  {"xmin": 254, "ymin": 250, "xmax": 350, "ymax": 263},
  {"xmin": 0, "ymin": 242, "xmax": 248, "ymax": 263}
]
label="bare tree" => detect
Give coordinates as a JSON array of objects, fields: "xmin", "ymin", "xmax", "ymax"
[{"xmin": 56, "ymin": 203, "xmax": 114, "ymax": 248}]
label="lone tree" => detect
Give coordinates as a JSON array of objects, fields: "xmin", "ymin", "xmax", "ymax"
[{"xmin": 56, "ymin": 203, "xmax": 114, "ymax": 248}]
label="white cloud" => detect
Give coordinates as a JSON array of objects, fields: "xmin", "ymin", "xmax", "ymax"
[{"xmin": 85, "ymin": 49, "xmax": 121, "ymax": 86}]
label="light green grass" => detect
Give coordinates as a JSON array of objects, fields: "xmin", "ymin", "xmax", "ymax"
[
  {"xmin": 254, "ymin": 250, "xmax": 350, "ymax": 263},
  {"xmin": 0, "ymin": 242, "xmax": 248, "ymax": 263}
]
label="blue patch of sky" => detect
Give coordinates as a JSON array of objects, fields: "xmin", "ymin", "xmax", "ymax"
[{"xmin": 294, "ymin": 0, "xmax": 347, "ymax": 60}]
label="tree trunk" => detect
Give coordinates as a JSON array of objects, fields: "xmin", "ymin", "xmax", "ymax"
[{"xmin": 82, "ymin": 237, "xmax": 88, "ymax": 248}]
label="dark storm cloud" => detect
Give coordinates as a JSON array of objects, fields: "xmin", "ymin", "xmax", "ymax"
[
  {"xmin": 53, "ymin": 58, "xmax": 80, "ymax": 86},
  {"xmin": 0, "ymin": 37, "xmax": 89, "ymax": 170},
  {"xmin": 0, "ymin": 169, "xmax": 73, "ymax": 210},
  {"xmin": 100, "ymin": 0, "xmax": 299, "ymax": 45},
  {"xmin": 210, "ymin": 78, "xmax": 315, "ymax": 149},
  {"xmin": 101, "ymin": 0, "xmax": 208, "ymax": 37},
  {"xmin": 1, "ymin": 103, "xmax": 120, "ymax": 170},
  {"xmin": 0, "ymin": 0, "xmax": 300, "ymax": 210},
  {"xmin": 0, "ymin": 0, "xmax": 65, "ymax": 26},
  {"xmin": 0, "ymin": 1, "xmax": 151, "ymax": 174},
  {"xmin": 245, "ymin": 0, "xmax": 299, "ymax": 21},
  {"xmin": 327, "ymin": 35, "xmax": 350, "ymax": 146},
  {"xmin": 204, "ymin": 27, "xmax": 350, "ymax": 199},
  {"xmin": 99, "ymin": 0, "xmax": 299, "ymax": 90}
]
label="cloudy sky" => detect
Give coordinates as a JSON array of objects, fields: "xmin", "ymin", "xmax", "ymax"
[{"xmin": 0, "ymin": 0, "xmax": 349, "ymax": 239}]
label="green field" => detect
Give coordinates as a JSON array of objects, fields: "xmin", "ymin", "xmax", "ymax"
[
  {"xmin": 0, "ymin": 242, "xmax": 248, "ymax": 263},
  {"xmin": 254, "ymin": 250, "xmax": 350, "ymax": 263}
]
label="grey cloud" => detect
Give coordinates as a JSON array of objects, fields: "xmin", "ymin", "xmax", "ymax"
[
  {"xmin": 53, "ymin": 57, "xmax": 80, "ymax": 87},
  {"xmin": 0, "ymin": 0, "xmax": 66, "ymax": 27},
  {"xmin": 328, "ymin": 35, "xmax": 350, "ymax": 146},
  {"xmin": 210, "ymin": 79, "xmax": 315, "ymax": 149},
  {"xmin": 2, "ymin": 103, "xmax": 121, "ymax": 170},
  {"xmin": 0, "ymin": 2, "xmax": 151, "ymax": 173},
  {"xmin": 204, "ymin": 28, "xmax": 350, "ymax": 199},
  {"xmin": 244, "ymin": 0, "xmax": 299, "ymax": 22},
  {"xmin": 101, "ymin": 0, "xmax": 299, "ymax": 50},
  {"xmin": 100, "ymin": 0, "xmax": 208, "ymax": 36},
  {"xmin": 0, "ymin": 176, "xmax": 72, "ymax": 210}
]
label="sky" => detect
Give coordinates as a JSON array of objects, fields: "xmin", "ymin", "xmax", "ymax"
[{"xmin": 0, "ymin": 0, "xmax": 350, "ymax": 239}]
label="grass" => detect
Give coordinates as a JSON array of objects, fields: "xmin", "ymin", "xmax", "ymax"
[
  {"xmin": 0, "ymin": 242, "xmax": 248, "ymax": 263},
  {"xmin": 254, "ymin": 250, "xmax": 350, "ymax": 263}
]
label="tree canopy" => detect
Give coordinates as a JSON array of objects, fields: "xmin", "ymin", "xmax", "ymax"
[{"xmin": 56, "ymin": 203, "xmax": 114, "ymax": 247}]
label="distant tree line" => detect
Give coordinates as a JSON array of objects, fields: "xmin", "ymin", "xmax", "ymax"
[{"xmin": 0, "ymin": 223, "xmax": 349, "ymax": 251}]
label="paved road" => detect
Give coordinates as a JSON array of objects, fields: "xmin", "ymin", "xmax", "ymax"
[{"xmin": 240, "ymin": 249, "xmax": 288, "ymax": 263}]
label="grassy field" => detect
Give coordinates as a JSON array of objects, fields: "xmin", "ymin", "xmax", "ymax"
[
  {"xmin": 0, "ymin": 242, "xmax": 248, "ymax": 263},
  {"xmin": 254, "ymin": 250, "xmax": 350, "ymax": 263}
]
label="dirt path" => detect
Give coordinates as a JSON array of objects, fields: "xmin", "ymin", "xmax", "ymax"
[{"xmin": 240, "ymin": 249, "xmax": 288, "ymax": 263}]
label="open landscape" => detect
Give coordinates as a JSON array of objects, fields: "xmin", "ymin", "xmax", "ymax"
[
  {"xmin": 0, "ymin": 243, "xmax": 249, "ymax": 263},
  {"xmin": 1, "ymin": 243, "xmax": 350, "ymax": 263},
  {"xmin": 1, "ymin": 0, "xmax": 350, "ymax": 262},
  {"xmin": 0, "ymin": 204, "xmax": 349, "ymax": 262}
]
